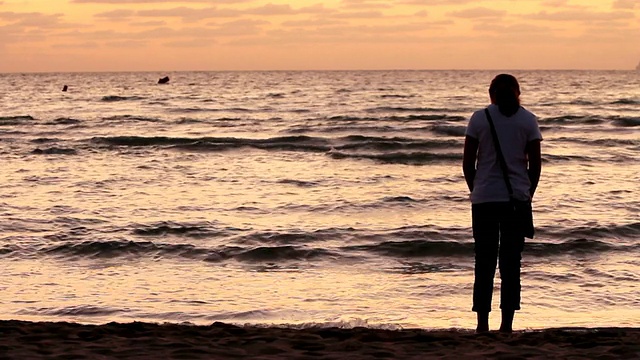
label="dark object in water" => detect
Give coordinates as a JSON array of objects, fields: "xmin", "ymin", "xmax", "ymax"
[
  {"xmin": 158, "ymin": 76, "xmax": 170, "ymax": 84},
  {"xmin": 62, "ymin": 85, "xmax": 68, "ymax": 92}
]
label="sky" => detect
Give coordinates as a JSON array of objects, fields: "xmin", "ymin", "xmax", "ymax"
[{"xmin": 0, "ymin": 0, "xmax": 639, "ymax": 72}]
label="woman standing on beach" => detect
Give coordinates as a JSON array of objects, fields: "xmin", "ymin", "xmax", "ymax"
[{"xmin": 462, "ymin": 74, "xmax": 542, "ymax": 333}]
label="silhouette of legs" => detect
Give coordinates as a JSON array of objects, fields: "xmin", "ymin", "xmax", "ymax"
[
  {"xmin": 476, "ymin": 312, "xmax": 489, "ymax": 333},
  {"xmin": 471, "ymin": 202, "xmax": 525, "ymax": 332},
  {"xmin": 472, "ymin": 203, "xmax": 499, "ymax": 331},
  {"xmin": 500, "ymin": 309, "xmax": 515, "ymax": 333},
  {"xmin": 498, "ymin": 210, "xmax": 524, "ymax": 333}
]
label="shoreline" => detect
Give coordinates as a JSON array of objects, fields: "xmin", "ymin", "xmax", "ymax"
[{"xmin": 1, "ymin": 320, "xmax": 639, "ymax": 359}]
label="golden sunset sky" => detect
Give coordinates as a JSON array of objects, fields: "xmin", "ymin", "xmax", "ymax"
[{"xmin": 1, "ymin": 0, "xmax": 638, "ymax": 72}]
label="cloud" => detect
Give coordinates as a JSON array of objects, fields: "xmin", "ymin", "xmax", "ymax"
[
  {"xmin": 54, "ymin": 21, "xmax": 267, "ymax": 45},
  {"xmin": 72, "ymin": 0, "xmax": 249, "ymax": 3},
  {"xmin": 613, "ymin": 0, "xmax": 640, "ymax": 9},
  {"xmin": 243, "ymin": 3, "xmax": 296, "ymax": 15},
  {"xmin": 540, "ymin": 0, "xmax": 568, "ymax": 6},
  {"xmin": 105, "ymin": 40, "xmax": 149, "ymax": 47},
  {"xmin": 0, "ymin": 24, "xmax": 46, "ymax": 43},
  {"xmin": 51, "ymin": 41, "xmax": 100, "ymax": 48},
  {"xmin": 163, "ymin": 38, "xmax": 216, "ymax": 47},
  {"xmin": 130, "ymin": 26, "xmax": 212, "ymax": 39},
  {"xmin": 0, "ymin": 11, "xmax": 77, "ymax": 30},
  {"xmin": 0, "ymin": 11, "xmax": 62, "ymax": 21},
  {"xmin": 397, "ymin": 0, "xmax": 474, "ymax": 4},
  {"xmin": 253, "ymin": 20, "xmax": 451, "ymax": 45},
  {"xmin": 130, "ymin": 20, "xmax": 167, "ymax": 27},
  {"xmin": 57, "ymin": 29, "xmax": 120, "ymax": 41},
  {"xmin": 538, "ymin": 0, "xmax": 588, "ymax": 9},
  {"xmin": 205, "ymin": 19, "xmax": 269, "ymax": 36},
  {"xmin": 94, "ymin": 9, "xmax": 136, "ymax": 20},
  {"xmin": 523, "ymin": 10, "xmax": 635, "ymax": 22},
  {"xmin": 472, "ymin": 23, "xmax": 553, "ymax": 34},
  {"xmin": 245, "ymin": 3, "xmax": 333, "ymax": 16},
  {"xmin": 132, "ymin": 4, "xmax": 333, "ymax": 22},
  {"xmin": 580, "ymin": 22, "xmax": 639, "ymax": 41},
  {"xmin": 0, "ymin": 11, "xmax": 83, "ymax": 48},
  {"xmin": 136, "ymin": 7, "xmax": 240, "ymax": 21},
  {"xmin": 340, "ymin": 0, "xmax": 391, "ymax": 9},
  {"xmin": 447, "ymin": 7, "xmax": 507, "ymax": 19},
  {"xmin": 229, "ymin": 28, "xmax": 432, "ymax": 46},
  {"xmin": 329, "ymin": 10, "xmax": 385, "ymax": 19},
  {"xmin": 281, "ymin": 19, "xmax": 348, "ymax": 27}
]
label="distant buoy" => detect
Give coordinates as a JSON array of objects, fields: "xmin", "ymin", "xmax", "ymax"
[
  {"xmin": 158, "ymin": 76, "xmax": 170, "ymax": 84},
  {"xmin": 62, "ymin": 85, "xmax": 68, "ymax": 92}
]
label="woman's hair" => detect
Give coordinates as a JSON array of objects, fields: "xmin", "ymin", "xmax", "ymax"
[{"xmin": 489, "ymin": 74, "xmax": 521, "ymax": 117}]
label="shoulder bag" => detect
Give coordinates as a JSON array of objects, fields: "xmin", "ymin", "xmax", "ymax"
[{"xmin": 484, "ymin": 108, "xmax": 535, "ymax": 239}]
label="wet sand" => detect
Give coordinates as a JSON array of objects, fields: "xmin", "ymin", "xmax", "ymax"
[{"xmin": 1, "ymin": 320, "xmax": 640, "ymax": 359}]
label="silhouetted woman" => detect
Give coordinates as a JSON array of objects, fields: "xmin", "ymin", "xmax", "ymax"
[{"xmin": 462, "ymin": 74, "xmax": 542, "ymax": 333}]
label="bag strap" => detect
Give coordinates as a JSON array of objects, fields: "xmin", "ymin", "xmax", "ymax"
[{"xmin": 484, "ymin": 108, "xmax": 514, "ymax": 198}]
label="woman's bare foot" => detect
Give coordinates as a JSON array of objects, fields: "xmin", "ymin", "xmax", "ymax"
[
  {"xmin": 498, "ymin": 325, "xmax": 513, "ymax": 333},
  {"xmin": 499, "ymin": 309, "xmax": 515, "ymax": 333},
  {"xmin": 476, "ymin": 324, "xmax": 490, "ymax": 333},
  {"xmin": 476, "ymin": 312, "xmax": 489, "ymax": 333}
]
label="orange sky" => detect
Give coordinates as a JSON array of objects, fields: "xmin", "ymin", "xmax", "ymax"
[{"xmin": 1, "ymin": 0, "xmax": 638, "ymax": 72}]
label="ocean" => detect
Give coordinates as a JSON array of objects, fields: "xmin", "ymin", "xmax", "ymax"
[{"xmin": 0, "ymin": 70, "xmax": 638, "ymax": 330}]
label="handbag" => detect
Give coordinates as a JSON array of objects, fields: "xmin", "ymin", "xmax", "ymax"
[{"xmin": 484, "ymin": 108, "xmax": 535, "ymax": 239}]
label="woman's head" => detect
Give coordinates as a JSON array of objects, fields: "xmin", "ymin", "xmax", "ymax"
[{"xmin": 489, "ymin": 74, "xmax": 521, "ymax": 117}]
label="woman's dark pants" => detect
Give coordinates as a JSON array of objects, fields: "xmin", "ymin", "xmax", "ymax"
[{"xmin": 472, "ymin": 202, "xmax": 525, "ymax": 313}]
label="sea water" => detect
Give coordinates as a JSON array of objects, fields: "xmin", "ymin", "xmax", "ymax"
[{"xmin": 0, "ymin": 70, "xmax": 638, "ymax": 330}]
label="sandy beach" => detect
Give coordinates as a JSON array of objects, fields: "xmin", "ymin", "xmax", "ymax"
[{"xmin": 1, "ymin": 320, "xmax": 639, "ymax": 359}]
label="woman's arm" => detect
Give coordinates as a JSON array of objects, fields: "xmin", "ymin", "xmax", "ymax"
[
  {"xmin": 463, "ymin": 135, "xmax": 479, "ymax": 192},
  {"xmin": 526, "ymin": 139, "xmax": 542, "ymax": 198}
]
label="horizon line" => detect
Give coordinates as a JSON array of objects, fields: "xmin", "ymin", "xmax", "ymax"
[{"xmin": 0, "ymin": 68, "xmax": 635, "ymax": 75}]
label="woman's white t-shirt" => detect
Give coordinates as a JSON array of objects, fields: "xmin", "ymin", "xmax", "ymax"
[{"xmin": 465, "ymin": 104, "xmax": 542, "ymax": 204}]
